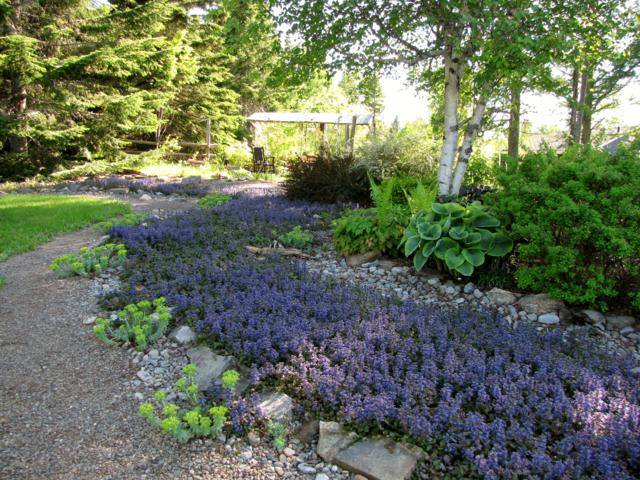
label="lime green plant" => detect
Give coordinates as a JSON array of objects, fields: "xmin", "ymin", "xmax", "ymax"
[
  {"xmin": 402, "ymin": 202, "xmax": 513, "ymax": 276},
  {"xmin": 93, "ymin": 297, "xmax": 171, "ymax": 351},
  {"xmin": 276, "ymin": 226, "xmax": 314, "ymax": 249},
  {"xmin": 267, "ymin": 420, "xmax": 287, "ymax": 452},
  {"xmin": 139, "ymin": 364, "xmax": 230, "ymax": 442},
  {"xmin": 95, "ymin": 212, "xmax": 147, "ymax": 231},
  {"xmin": 221, "ymin": 369, "xmax": 241, "ymax": 392},
  {"xmin": 197, "ymin": 193, "xmax": 232, "ymax": 208},
  {"xmin": 49, "ymin": 243, "xmax": 127, "ymax": 278}
]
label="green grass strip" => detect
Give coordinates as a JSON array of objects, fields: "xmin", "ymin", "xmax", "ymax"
[{"xmin": 0, "ymin": 194, "xmax": 130, "ymax": 261}]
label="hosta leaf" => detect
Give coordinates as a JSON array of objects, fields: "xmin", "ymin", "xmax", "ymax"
[
  {"xmin": 413, "ymin": 251, "xmax": 428, "ymax": 271},
  {"xmin": 487, "ymin": 232, "xmax": 513, "ymax": 257},
  {"xmin": 462, "ymin": 248, "xmax": 485, "ymax": 267},
  {"xmin": 455, "ymin": 260, "xmax": 474, "ymax": 276},
  {"xmin": 417, "ymin": 222, "xmax": 442, "ymax": 240},
  {"xmin": 444, "ymin": 248, "xmax": 465, "ymax": 269},
  {"xmin": 445, "ymin": 203, "xmax": 466, "ymax": 218},
  {"xmin": 434, "ymin": 237, "xmax": 458, "ymax": 259},
  {"xmin": 432, "ymin": 202, "xmax": 448, "ymax": 215},
  {"xmin": 422, "ymin": 240, "xmax": 437, "ymax": 259},
  {"xmin": 477, "ymin": 229, "xmax": 494, "ymax": 250},
  {"xmin": 464, "ymin": 232, "xmax": 482, "ymax": 245},
  {"xmin": 404, "ymin": 234, "xmax": 421, "ymax": 256},
  {"xmin": 472, "ymin": 213, "xmax": 500, "ymax": 228},
  {"xmin": 449, "ymin": 226, "xmax": 468, "ymax": 240}
]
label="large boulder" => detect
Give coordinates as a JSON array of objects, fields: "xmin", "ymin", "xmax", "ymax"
[
  {"xmin": 186, "ymin": 345, "xmax": 235, "ymax": 390},
  {"xmin": 333, "ymin": 437, "xmax": 423, "ymax": 480},
  {"xmin": 486, "ymin": 288, "xmax": 517, "ymax": 306},
  {"xmin": 517, "ymin": 293, "xmax": 571, "ymax": 321}
]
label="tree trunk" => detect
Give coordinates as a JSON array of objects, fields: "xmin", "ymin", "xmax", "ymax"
[
  {"xmin": 569, "ymin": 68, "xmax": 579, "ymax": 142},
  {"xmin": 450, "ymin": 96, "xmax": 487, "ymax": 195},
  {"xmin": 507, "ymin": 83, "xmax": 521, "ymax": 159},
  {"xmin": 573, "ymin": 70, "xmax": 589, "ymax": 144},
  {"xmin": 437, "ymin": 47, "xmax": 463, "ymax": 196},
  {"xmin": 580, "ymin": 72, "xmax": 593, "ymax": 144}
]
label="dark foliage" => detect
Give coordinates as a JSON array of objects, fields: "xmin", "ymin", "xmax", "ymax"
[{"xmin": 283, "ymin": 154, "xmax": 370, "ymax": 205}]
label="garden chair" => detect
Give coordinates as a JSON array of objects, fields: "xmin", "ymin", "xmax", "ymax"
[{"xmin": 252, "ymin": 147, "xmax": 275, "ymax": 173}]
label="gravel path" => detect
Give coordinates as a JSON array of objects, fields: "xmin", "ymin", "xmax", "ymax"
[{"xmin": 0, "ymin": 194, "xmax": 310, "ymax": 480}]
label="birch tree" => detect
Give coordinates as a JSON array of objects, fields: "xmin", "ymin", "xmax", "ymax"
[{"xmin": 275, "ymin": 0, "xmax": 572, "ymax": 195}]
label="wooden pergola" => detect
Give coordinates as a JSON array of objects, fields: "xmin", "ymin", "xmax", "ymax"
[{"xmin": 247, "ymin": 111, "xmax": 373, "ymax": 155}]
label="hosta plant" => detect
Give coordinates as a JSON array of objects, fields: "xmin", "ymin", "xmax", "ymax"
[
  {"xmin": 93, "ymin": 297, "xmax": 171, "ymax": 351},
  {"xmin": 49, "ymin": 243, "xmax": 127, "ymax": 278},
  {"xmin": 139, "ymin": 364, "xmax": 230, "ymax": 442},
  {"xmin": 402, "ymin": 201, "xmax": 512, "ymax": 276}
]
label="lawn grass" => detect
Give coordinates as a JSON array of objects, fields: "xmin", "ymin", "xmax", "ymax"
[{"xmin": 0, "ymin": 194, "xmax": 130, "ymax": 261}]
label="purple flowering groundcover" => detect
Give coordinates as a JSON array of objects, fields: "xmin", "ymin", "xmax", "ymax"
[{"xmin": 110, "ymin": 193, "xmax": 640, "ymax": 479}]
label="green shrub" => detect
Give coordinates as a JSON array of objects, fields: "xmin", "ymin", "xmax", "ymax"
[
  {"xmin": 463, "ymin": 153, "xmax": 497, "ymax": 188},
  {"xmin": 355, "ymin": 122, "xmax": 440, "ymax": 179},
  {"xmin": 139, "ymin": 363, "xmax": 230, "ymax": 442},
  {"xmin": 283, "ymin": 154, "xmax": 370, "ymax": 204},
  {"xmin": 332, "ymin": 208, "xmax": 379, "ymax": 255},
  {"xmin": 93, "ymin": 297, "xmax": 171, "ymax": 351},
  {"xmin": 49, "ymin": 243, "xmax": 127, "ymax": 277},
  {"xmin": 402, "ymin": 202, "xmax": 513, "ymax": 276},
  {"xmin": 197, "ymin": 193, "xmax": 232, "ymax": 208},
  {"xmin": 332, "ymin": 175, "xmax": 437, "ymax": 256},
  {"xmin": 487, "ymin": 143, "xmax": 640, "ymax": 312},
  {"xmin": 277, "ymin": 226, "xmax": 314, "ymax": 249}
]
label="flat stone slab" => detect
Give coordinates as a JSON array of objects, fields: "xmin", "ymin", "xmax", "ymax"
[
  {"xmin": 170, "ymin": 325, "xmax": 197, "ymax": 345},
  {"xmin": 257, "ymin": 392, "xmax": 294, "ymax": 422},
  {"xmin": 333, "ymin": 437, "xmax": 422, "ymax": 480},
  {"xmin": 317, "ymin": 421, "xmax": 358, "ymax": 463},
  {"xmin": 186, "ymin": 345, "xmax": 235, "ymax": 390}
]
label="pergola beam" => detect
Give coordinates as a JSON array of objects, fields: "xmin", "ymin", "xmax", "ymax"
[{"xmin": 248, "ymin": 111, "xmax": 372, "ymax": 126}]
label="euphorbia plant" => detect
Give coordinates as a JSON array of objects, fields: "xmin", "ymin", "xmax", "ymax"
[{"xmin": 402, "ymin": 201, "xmax": 512, "ymax": 276}]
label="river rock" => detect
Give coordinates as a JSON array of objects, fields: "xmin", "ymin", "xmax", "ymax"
[
  {"xmin": 345, "ymin": 251, "xmax": 379, "ymax": 267},
  {"xmin": 170, "ymin": 325, "xmax": 197, "ymax": 345},
  {"xmin": 605, "ymin": 315, "xmax": 636, "ymax": 330},
  {"xmin": 486, "ymin": 288, "xmax": 517, "ymax": 305},
  {"xmin": 257, "ymin": 391, "xmax": 294, "ymax": 422},
  {"xmin": 538, "ymin": 313, "xmax": 560, "ymax": 325},
  {"xmin": 517, "ymin": 293, "xmax": 571, "ymax": 321},
  {"xmin": 579, "ymin": 309, "xmax": 606, "ymax": 325}
]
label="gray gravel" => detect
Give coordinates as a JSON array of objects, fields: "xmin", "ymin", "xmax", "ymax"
[{"xmin": 0, "ymin": 192, "xmax": 318, "ymax": 480}]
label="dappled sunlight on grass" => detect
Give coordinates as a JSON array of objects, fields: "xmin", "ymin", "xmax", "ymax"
[{"xmin": 0, "ymin": 194, "xmax": 130, "ymax": 261}]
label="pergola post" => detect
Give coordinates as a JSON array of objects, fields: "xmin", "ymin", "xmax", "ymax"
[{"xmin": 349, "ymin": 115, "xmax": 357, "ymax": 156}]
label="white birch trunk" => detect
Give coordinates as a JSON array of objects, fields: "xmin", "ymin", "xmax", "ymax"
[
  {"xmin": 450, "ymin": 96, "xmax": 487, "ymax": 196},
  {"xmin": 437, "ymin": 49, "xmax": 463, "ymax": 196}
]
